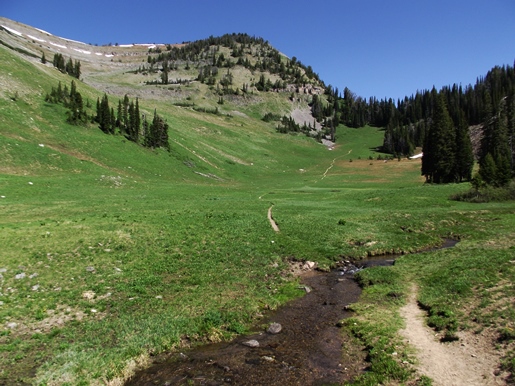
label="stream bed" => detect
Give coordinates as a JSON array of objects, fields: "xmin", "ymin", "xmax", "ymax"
[{"xmin": 125, "ymin": 240, "xmax": 458, "ymax": 386}]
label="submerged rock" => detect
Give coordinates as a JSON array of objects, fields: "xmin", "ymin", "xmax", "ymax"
[
  {"xmin": 267, "ymin": 322, "xmax": 282, "ymax": 334},
  {"xmin": 242, "ymin": 339, "xmax": 260, "ymax": 348}
]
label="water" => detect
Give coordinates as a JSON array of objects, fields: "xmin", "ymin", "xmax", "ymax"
[{"xmin": 125, "ymin": 240, "xmax": 458, "ymax": 385}]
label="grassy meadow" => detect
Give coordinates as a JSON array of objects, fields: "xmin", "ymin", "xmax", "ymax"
[{"xmin": 1, "ymin": 44, "xmax": 515, "ymax": 385}]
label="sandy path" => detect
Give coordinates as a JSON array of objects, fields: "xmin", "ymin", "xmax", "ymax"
[
  {"xmin": 399, "ymin": 287, "xmax": 505, "ymax": 386},
  {"xmin": 267, "ymin": 205, "xmax": 280, "ymax": 232},
  {"xmin": 320, "ymin": 150, "xmax": 351, "ymax": 180}
]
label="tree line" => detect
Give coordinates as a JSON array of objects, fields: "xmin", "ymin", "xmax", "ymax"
[
  {"xmin": 52, "ymin": 53, "xmax": 81, "ymax": 79},
  {"xmin": 95, "ymin": 94, "xmax": 169, "ymax": 150},
  {"xmin": 298, "ymin": 64, "xmax": 515, "ymax": 185},
  {"xmin": 45, "ymin": 79, "xmax": 169, "ymax": 150},
  {"xmin": 45, "ymin": 80, "xmax": 89, "ymax": 125},
  {"xmin": 142, "ymin": 33, "xmax": 321, "ymax": 90}
]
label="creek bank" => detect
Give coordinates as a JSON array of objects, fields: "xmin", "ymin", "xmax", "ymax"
[
  {"xmin": 125, "ymin": 240, "xmax": 458, "ymax": 386},
  {"xmin": 126, "ymin": 266, "xmax": 365, "ymax": 385}
]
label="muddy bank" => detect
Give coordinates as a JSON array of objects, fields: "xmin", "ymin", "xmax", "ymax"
[
  {"xmin": 125, "ymin": 240, "xmax": 459, "ymax": 385},
  {"xmin": 126, "ymin": 268, "xmax": 366, "ymax": 385}
]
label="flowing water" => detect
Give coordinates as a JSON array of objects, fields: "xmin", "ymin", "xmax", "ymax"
[{"xmin": 125, "ymin": 240, "xmax": 458, "ymax": 386}]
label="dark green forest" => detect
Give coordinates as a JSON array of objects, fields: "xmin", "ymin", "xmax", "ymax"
[{"xmin": 318, "ymin": 64, "xmax": 515, "ymax": 185}]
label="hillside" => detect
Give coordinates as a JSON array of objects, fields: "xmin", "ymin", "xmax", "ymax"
[
  {"xmin": 1, "ymin": 17, "xmax": 514, "ymax": 386},
  {"xmin": 0, "ymin": 17, "xmax": 339, "ymax": 180}
]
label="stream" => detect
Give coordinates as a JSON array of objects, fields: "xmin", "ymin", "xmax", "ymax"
[{"xmin": 125, "ymin": 240, "xmax": 458, "ymax": 386}]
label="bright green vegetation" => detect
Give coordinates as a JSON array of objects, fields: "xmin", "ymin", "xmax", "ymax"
[
  {"xmin": 1, "ymin": 39, "xmax": 514, "ymax": 386},
  {"xmin": 344, "ymin": 207, "xmax": 515, "ymax": 385}
]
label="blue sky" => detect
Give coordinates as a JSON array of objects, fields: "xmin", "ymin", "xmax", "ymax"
[{"xmin": 2, "ymin": 0, "xmax": 514, "ymax": 101}]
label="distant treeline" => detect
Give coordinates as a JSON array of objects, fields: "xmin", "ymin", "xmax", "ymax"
[{"xmin": 304, "ymin": 64, "xmax": 514, "ymax": 185}]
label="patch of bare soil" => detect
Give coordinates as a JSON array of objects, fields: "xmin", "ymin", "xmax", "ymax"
[
  {"xmin": 268, "ymin": 205, "xmax": 280, "ymax": 232},
  {"xmin": 399, "ymin": 287, "xmax": 508, "ymax": 385}
]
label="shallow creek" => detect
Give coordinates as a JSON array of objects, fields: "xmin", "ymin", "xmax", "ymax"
[{"xmin": 125, "ymin": 240, "xmax": 458, "ymax": 386}]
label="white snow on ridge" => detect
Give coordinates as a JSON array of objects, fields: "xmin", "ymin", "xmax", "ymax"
[
  {"xmin": 35, "ymin": 27, "xmax": 52, "ymax": 35},
  {"xmin": 105, "ymin": 54, "xmax": 114, "ymax": 58},
  {"xmin": 73, "ymin": 48, "xmax": 91, "ymax": 55},
  {"xmin": 1, "ymin": 25, "xmax": 22, "ymax": 36},
  {"xmin": 134, "ymin": 43, "xmax": 165, "ymax": 48},
  {"xmin": 409, "ymin": 153, "xmax": 423, "ymax": 159},
  {"xmin": 119, "ymin": 44, "xmax": 134, "ymax": 48},
  {"xmin": 27, "ymin": 34, "xmax": 46, "ymax": 42},
  {"xmin": 49, "ymin": 41, "xmax": 67, "ymax": 49},
  {"xmin": 62, "ymin": 37, "xmax": 88, "ymax": 45},
  {"xmin": 95, "ymin": 52, "xmax": 103, "ymax": 56}
]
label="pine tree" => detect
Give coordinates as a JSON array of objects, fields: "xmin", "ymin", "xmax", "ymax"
[
  {"xmin": 422, "ymin": 90, "xmax": 456, "ymax": 183},
  {"xmin": 74, "ymin": 60, "xmax": 81, "ymax": 79},
  {"xmin": 507, "ymin": 93, "xmax": 515, "ymax": 172},
  {"xmin": 161, "ymin": 60, "xmax": 169, "ymax": 85},
  {"xmin": 116, "ymin": 100, "xmax": 123, "ymax": 129},
  {"xmin": 144, "ymin": 110, "xmax": 169, "ymax": 149},
  {"xmin": 135, "ymin": 98, "xmax": 141, "ymax": 140},
  {"xmin": 97, "ymin": 94, "xmax": 112, "ymax": 134},
  {"xmin": 65, "ymin": 57, "xmax": 74, "ymax": 76},
  {"xmin": 479, "ymin": 153, "xmax": 497, "ymax": 185},
  {"xmin": 479, "ymin": 95, "xmax": 512, "ymax": 185},
  {"xmin": 454, "ymin": 111, "xmax": 474, "ymax": 182}
]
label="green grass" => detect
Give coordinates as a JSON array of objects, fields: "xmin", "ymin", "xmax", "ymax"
[{"xmin": 1, "ymin": 43, "xmax": 515, "ymax": 385}]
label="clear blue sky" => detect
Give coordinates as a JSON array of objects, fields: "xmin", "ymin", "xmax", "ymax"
[{"xmin": 2, "ymin": 0, "xmax": 514, "ymax": 101}]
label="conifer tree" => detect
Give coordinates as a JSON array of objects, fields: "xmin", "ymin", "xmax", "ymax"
[
  {"xmin": 479, "ymin": 153, "xmax": 497, "ymax": 185},
  {"xmin": 74, "ymin": 60, "xmax": 81, "ymax": 79},
  {"xmin": 144, "ymin": 110, "xmax": 169, "ymax": 149},
  {"xmin": 97, "ymin": 94, "xmax": 112, "ymax": 134},
  {"xmin": 422, "ymin": 90, "xmax": 456, "ymax": 183},
  {"xmin": 135, "ymin": 98, "xmax": 141, "ymax": 140},
  {"xmin": 454, "ymin": 111, "xmax": 474, "ymax": 182},
  {"xmin": 116, "ymin": 100, "xmax": 123, "ymax": 129},
  {"xmin": 161, "ymin": 60, "xmax": 169, "ymax": 85}
]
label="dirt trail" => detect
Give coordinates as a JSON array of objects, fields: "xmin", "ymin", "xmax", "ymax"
[
  {"xmin": 267, "ymin": 205, "xmax": 280, "ymax": 232},
  {"xmin": 320, "ymin": 150, "xmax": 351, "ymax": 180},
  {"xmin": 399, "ymin": 286, "xmax": 505, "ymax": 386}
]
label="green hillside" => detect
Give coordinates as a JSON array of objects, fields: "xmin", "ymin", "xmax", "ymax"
[{"xmin": 1, "ymin": 19, "xmax": 514, "ymax": 386}]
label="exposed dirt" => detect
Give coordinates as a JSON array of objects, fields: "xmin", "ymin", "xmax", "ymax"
[
  {"xmin": 400, "ymin": 286, "xmax": 508, "ymax": 386},
  {"xmin": 267, "ymin": 205, "xmax": 280, "ymax": 232},
  {"xmin": 125, "ymin": 267, "xmax": 367, "ymax": 386}
]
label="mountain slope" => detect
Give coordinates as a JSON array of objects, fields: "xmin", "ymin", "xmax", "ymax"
[{"xmin": 0, "ymin": 17, "xmax": 343, "ymax": 183}]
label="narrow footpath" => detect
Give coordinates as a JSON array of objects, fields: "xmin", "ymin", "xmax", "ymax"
[
  {"xmin": 268, "ymin": 205, "xmax": 280, "ymax": 232},
  {"xmin": 399, "ymin": 286, "xmax": 506, "ymax": 385}
]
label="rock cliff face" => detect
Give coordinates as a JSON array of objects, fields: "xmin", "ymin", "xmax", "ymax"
[{"xmin": 469, "ymin": 124, "xmax": 483, "ymax": 160}]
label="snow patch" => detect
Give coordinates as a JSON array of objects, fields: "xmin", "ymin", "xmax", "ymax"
[
  {"xmin": 62, "ymin": 37, "xmax": 87, "ymax": 45},
  {"xmin": 73, "ymin": 48, "xmax": 91, "ymax": 55},
  {"xmin": 27, "ymin": 34, "xmax": 46, "ymax": 42},
  {"xmin": 1, "ymin": 25, "xmax": 22, "ymax": 36},
  {"xmin": 105, "ymin": 54, "xmax": 114, "ymax": 58},
  {"xmin": 49, "ymin": 41, "xmax": 67, "ymax": 49},
  {"xmin": 119, "ymin": 44, "xmax": 134, "ymax": 48},
  {"xmin": 35, "ymin": 28, "xmax": 52, "ymax": 35},
  {"xmin": 95, "ymin": 52, "xmax": 103, "ymax": 56}
]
